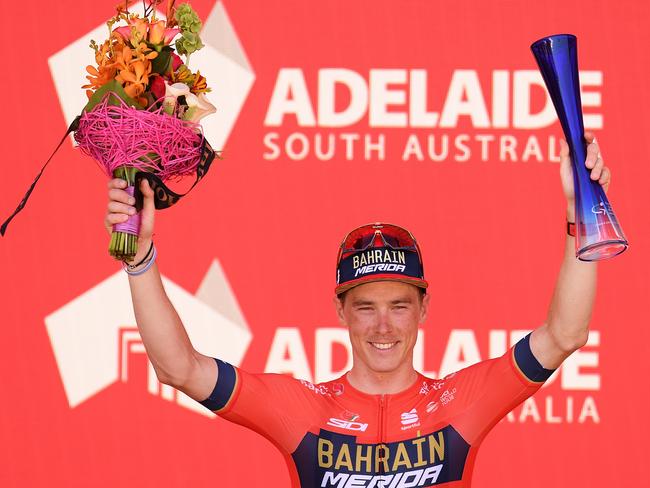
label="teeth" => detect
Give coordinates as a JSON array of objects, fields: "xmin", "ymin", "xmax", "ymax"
[{"xmin": 370, "ymin": 342, "xmax": 397, "ymax": 350}]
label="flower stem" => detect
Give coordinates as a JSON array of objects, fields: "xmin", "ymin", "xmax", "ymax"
[{"xmin": 109, "ymin": 165, "xmax": 140, "ymax": 261}]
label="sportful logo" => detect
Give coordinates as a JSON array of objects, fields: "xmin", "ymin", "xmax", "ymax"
[
  {"xmin": 401, "ymin": 408, "xmax": 419, "ymax": 424},
  {"xmin": 49, "ymin": 1, "xmax": 255, "ymax": 151},
  {"xmin": 45, "ymin": 260, "xmax": 252, "ymax": 417}
]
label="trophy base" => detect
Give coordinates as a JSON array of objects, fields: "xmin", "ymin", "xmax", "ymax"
[{"xmin": 577, "ymin": 239, "xmax": 628, "ymax": 262}]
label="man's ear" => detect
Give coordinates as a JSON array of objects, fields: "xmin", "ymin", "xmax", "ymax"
[
  {"xmin": 419, "ymin": 292, "xmax": 430, "ymax": 324},
  {"xmin": 333, "ymin": 295, "xmax": 346, "ymax": 326}
]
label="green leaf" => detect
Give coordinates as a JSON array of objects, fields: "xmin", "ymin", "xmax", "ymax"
[
  {"xmin": 83, "ymin": 80, "xmax": 140, "ymax": 112},
  {"xmin": 151, "ymin": 47, "xmax": 173, "ymax": 75}
]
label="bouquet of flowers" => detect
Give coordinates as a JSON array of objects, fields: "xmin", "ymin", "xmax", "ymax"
[
  {"xmin": 75, "ymin": 0, "xmax": 217, "ymax": 261},
  {"xmin": 0, "ymin": 0, "xmax": 218, "ymax": 245}
]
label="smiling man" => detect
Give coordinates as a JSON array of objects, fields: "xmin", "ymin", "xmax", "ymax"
[{"xmin": 106, "ymin": 133, "xmax": 610, "ymax": 486}]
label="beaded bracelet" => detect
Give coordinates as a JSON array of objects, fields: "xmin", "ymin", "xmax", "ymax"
[{"xmin": 123, "ymin": 244, "xmax": 157, "ymax": 276}]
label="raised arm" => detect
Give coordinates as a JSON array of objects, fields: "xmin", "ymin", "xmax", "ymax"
[
  {"xmin": 530, "ymin": 132, "xmax": 611, "ymax": 369},
  {"xmin": 105, "ymin": 177, "xmax": 217, "ymax": 401}
]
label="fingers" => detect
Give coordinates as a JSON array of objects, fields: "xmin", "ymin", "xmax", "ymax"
[
  {"xmin": 140, "ymin": 178, "xmax": 154, "ymax": 197},
  {"xmin": 599, "ymin": 166, "xmax": 611, "ymax": 187},
  {"xmin": 108, "ymin": 187, "xmax": 136, "ymax": 205},
  {"xmin": 104, "ymin": 211, "xmax": 130, "ymax": 235},
  {"xmin": 105, "ymin": 212, "xmax": 129, "ymax": 228},
  {"xmin": 108, "ymin": 178, "xmax": 127, "ymax": 190},
  {"xmin": 585, "ymin": 139, "xmax": 600, "ymax": 167},
  {"xmin": 105, "ymin": 178, "xmax": 137, "ymax": 235},
  {"xmin": 559, "ymin": 138, "xmax": 570, "ymax": 158},
  {"xmin": 108, "ymin": 200, "xmax": 136, "ymax": 215},
  {"xmin": 140, "ymin": 179, "xmax": 155, "ymax": 213},
  {"xmin": 585, "ymin": 138, "xmax": 610, "ymax": 190},
  {"xmin": 584, "ymin": 131, "xmax": 596, "ymax": 144},
  {"xmin": 104, "ymin": 178, "xmax": 156, "ymax": 237},
  {"xmin": 108, "ymin": 178, "xmax": 136, "ymax": 206},
  {"xmin": 589, "ymin": 156, "xmax": 605, "ymax": 180},
  {"xmin": 583, "ymin": 138, "xmax": 604, "ymax": 181}
]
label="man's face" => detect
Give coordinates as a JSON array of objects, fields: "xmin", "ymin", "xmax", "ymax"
[{"xmin": 334, "ymin": 281, "xmax": 429, "ymax": 375}]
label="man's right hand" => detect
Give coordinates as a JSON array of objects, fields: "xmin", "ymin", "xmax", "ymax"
[{"xmin": 104, "ymin": 178, "xmax": 156, "ymax": 262}]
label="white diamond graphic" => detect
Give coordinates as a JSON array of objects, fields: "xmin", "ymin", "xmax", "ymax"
[
  {"xmin": 45, "ymin": 260, "xmax": 252, "ymax": 410},
  {"xmin": 48, "ymin": 1, "xmax": 255, "ymax": 148}
]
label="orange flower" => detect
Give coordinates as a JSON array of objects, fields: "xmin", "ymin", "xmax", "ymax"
[
  {"xmin": 116, "ymin": 60, "xmax": 152, "ymax": 106},
  {"xmin": 106, "ymin": 38, "xmax": 155, "ymax": 107},
  {"xmin": 82, "ymin": 64, "xmax": 117, "ymax": 94},
  {"xmin": 93, "ymin": 40, "xmax": 112, "ymax": 66},
  {"xmin": 190, "ymin": 70, "xmax": 209, "ymax": 94},
  {"xmin": 113, "ymin": 16, "xmax": 148, "ymax": 47},
  {"xmin": 83, "ymin": 39, "xmax": 118, "ymax": 94},
  {"xmin": 148, "ymin": 20, "xmax": 166, "ymax": 44},
  {"xmin": 112, "ymin": 44, "xmax": 131, "ymax": 70},
  {"xmin": 132, "ymin": 41, "xmax": 158, "ymax": 62},
  {"xmin": 148, "ymin": 20, "xmax": 180, "ymax": 47},
  {"xmin": 130, "ymin": 18, "xmax": 148, "ymax": 45}
]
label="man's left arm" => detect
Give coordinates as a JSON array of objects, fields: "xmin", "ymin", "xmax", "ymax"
[{"xmin": 530, "ymin": 131, "xmax": 611, "ymax": 369}]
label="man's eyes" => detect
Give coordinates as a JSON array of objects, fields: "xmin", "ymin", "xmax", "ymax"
[{"xmin": 355, "ymin": 305, "xmax": 408, "ymax": 311}]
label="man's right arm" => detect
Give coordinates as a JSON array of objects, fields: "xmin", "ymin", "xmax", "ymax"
[{"xmin": 105, "ymin": 177, "xmax": 217, "ymax": 402}]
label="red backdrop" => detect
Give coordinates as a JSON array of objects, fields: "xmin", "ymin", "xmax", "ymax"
[{"xmin": 1, "ymin": 0, "xmax": 648, "ymax": 486}]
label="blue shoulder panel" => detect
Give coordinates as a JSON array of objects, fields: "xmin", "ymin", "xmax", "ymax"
[
  {"xmin": 514, "ymin": 333, "xmax": 555, "ymax": 382},
  {"xmin": 198, "ymin": 358, "xmax": 237, "ymax": 411}
]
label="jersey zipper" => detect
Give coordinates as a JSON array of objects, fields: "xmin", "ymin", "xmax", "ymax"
[{"xmin": 378, "ymin": 394, "xmax": 386, "ymax": 476}]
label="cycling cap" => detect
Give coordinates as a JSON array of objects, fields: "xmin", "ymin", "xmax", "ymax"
[{"xmin": 335, "ymin": 222, "xmax": 428, "ymax": 294}]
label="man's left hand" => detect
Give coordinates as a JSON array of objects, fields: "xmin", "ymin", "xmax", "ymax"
[{"xmin": 560, "ymin": 132, "xmax": 611, "ymax": 207}]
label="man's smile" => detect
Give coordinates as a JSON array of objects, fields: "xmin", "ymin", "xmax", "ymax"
[{"xmin": 369, "ymin": 341, "xmax": 399, "ymax": 350}]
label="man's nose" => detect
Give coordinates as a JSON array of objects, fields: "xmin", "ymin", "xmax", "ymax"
[{"xmin": 375, "ymin": 308, "xmax": 393, "ymax": 334}]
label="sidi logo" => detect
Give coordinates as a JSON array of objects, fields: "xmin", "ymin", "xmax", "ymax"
[
  {"xmin": 327, "ymin": 418, "xmax": 369, "ymax": 432},
  {"xmin": 48, "ymin": 1, "xmax": 255, "ymax": 149},
  {"xmin": 45, "ymin": 260, "xmax": 252, "ymax": 417}
]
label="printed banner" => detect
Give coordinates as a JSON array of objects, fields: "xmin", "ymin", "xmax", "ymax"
[{"xmin": 0, "ymin": 0, "xmax": 648, "ymax": 487}]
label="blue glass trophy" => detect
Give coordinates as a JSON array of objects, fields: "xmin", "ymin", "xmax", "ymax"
[{"xmin": 531, "ymin": 34, "xmax": 628, "ymax": 261}]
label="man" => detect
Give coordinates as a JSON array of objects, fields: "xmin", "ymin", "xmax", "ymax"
[{"xmin": 104, "ymin": 133, "xmax": 610, "ymax": 487}]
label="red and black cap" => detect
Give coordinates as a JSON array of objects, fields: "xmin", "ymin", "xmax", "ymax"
[{"xmin": 335, "ymin": 223, "xmax": 428, "ymax": 295}]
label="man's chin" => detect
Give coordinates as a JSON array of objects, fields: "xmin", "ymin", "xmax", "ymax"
[{"xmin": 365, "ymin": 356, "xmax": 403, "ymax": 374}]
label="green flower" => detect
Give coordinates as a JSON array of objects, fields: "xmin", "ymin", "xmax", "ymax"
[
  {"xmin": 176, "ymin": 31, "xmax": 204, "ymax": 56},
  {"xmin": 175, "ymin": 4, "xmax": 202, "ymax": 34}
]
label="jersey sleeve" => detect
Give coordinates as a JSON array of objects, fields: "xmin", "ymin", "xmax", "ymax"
[
  {"xmin": 197, "ymin": 358, "xmax": 317, "ymax": 453},
  {"xmin": 448, "ymin": 333, "xmax": 554, "ymax": 444}
]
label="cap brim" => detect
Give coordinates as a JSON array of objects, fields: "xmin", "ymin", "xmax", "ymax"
[{"xmin": 335, "ymin": 274, "xmax": 428, "ymax": 295}]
